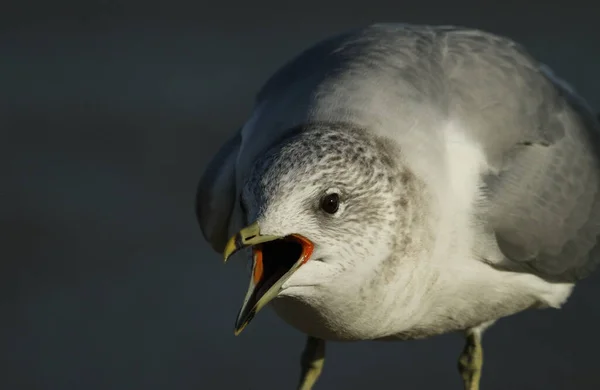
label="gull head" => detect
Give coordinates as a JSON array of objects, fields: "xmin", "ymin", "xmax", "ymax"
[{"xmin": 223, "ymin": 123, "xmax": 425, "ymax": 336}]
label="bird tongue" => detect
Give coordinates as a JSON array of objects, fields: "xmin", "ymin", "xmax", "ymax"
[
  {"xmin": 255, "ymin": 263, "xmax": 289, "ymax": 303},
  {"xmin": 252, "ymin": 238, "xmax": 304, "ymax": 303}
]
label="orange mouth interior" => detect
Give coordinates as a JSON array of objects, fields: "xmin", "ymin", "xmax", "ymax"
[{"xmin": 250, "ymin": 234, "xmax": 314, "ymax": 302}]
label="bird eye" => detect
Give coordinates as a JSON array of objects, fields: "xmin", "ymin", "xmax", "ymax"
[{"xmin": 320, "ymin": 193, "xmax": 340, "ymax": 214}]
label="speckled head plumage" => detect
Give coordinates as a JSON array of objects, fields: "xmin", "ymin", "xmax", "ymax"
[{"xmin": 240, "ymin": 122, "xmax": 419, "ymax": 263}]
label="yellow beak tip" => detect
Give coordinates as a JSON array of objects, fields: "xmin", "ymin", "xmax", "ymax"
[{"xmin": 233, "ymin": 326, "xmax": 245, "ymax": 336}]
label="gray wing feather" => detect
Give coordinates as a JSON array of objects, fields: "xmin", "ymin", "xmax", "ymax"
[
  {"xmin": 492, "ymin": 73, "xmax": 600, "ymax": 281},
  {"xmin": 195, "ymin": 130, "xmax": 241, "ymax": 253},
  {"xmin": 439, "ymin": 30, "xmax": 600, "ymax": 281}
]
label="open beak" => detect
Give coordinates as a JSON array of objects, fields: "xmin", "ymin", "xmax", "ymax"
[{"xmin": 223, "ymin": 221, "xmax": 314, "ymax": 335}]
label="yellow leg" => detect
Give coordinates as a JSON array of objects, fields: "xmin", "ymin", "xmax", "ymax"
[
  {"xmin": 297, "ymin": 336, "xmax": 325, "ymax": 390},
  {"xmin": 458, "ymin": 328, "xmax": 484, "ymax": 390}
]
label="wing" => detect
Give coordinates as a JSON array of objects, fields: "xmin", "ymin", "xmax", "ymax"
[
  {"xmin": 195, "ymin": 129, "xmax": 241, "ymax": 253},
  {"xmin": 443, "ymin": 31, "xmax": 600, "ymax": 281},
  {"xmin": 487, "ymin": 84, "xmax": 600, "ymax": 282}
]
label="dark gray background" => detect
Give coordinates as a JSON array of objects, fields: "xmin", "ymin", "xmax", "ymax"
[{"xmin": 3, "ymin": 1, "xmax": 600, "ymax": 389}]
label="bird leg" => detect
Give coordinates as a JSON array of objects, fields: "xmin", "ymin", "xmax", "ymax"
[
  {"xmin": 297, "ymin": 336, "xmax": 325, "ymax": 390},
  {"xmin": 458, "ymin": 326, "xmax": 486, "ymax": 390}
]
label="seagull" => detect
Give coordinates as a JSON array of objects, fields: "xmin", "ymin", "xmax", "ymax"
[{"xmin": 195, "ymin": 23, "xmax": 600, "ymax": 390}]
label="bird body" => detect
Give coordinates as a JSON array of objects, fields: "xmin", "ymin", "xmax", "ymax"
[{"xmin": 196, "ymin": 23, "xmax": 600, "ymax": 389}]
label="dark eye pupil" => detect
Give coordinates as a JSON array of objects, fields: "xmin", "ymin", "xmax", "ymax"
[{"xmin": 321, "ymin": 193, "xmax": 339, "ymax": 214}]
